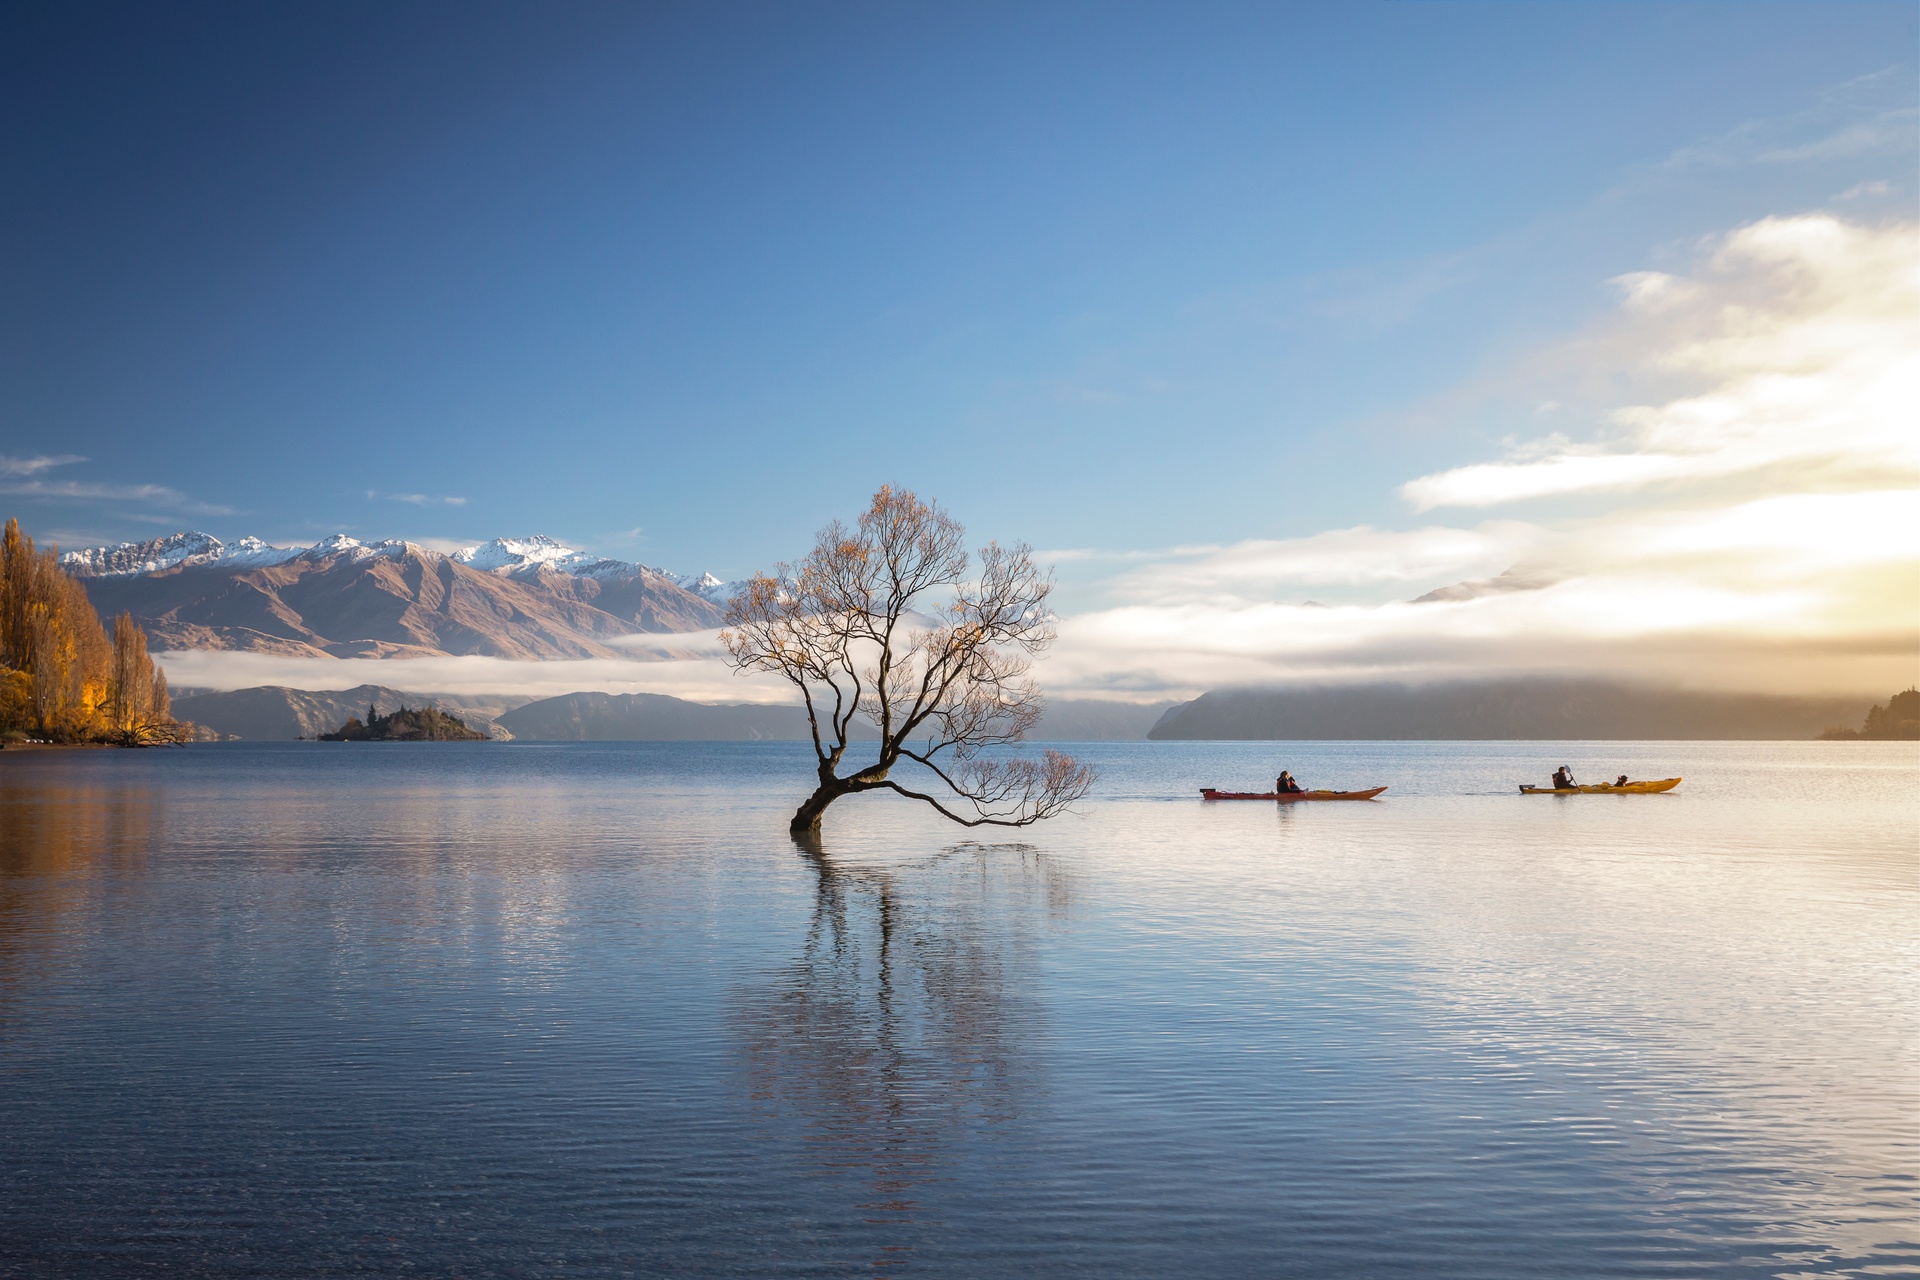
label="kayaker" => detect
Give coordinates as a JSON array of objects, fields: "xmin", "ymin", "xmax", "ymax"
[
  {"xmin": 1615, "ymin": 774, "xmax": 1629, "ymax": 787},
  {"xmin": 1552, "ymin": 765, "xmax": 1576, "ymax": 789},
  {"xmin": 1276, "ymin": 771, "xmax": 1304, "ymax": 793}
]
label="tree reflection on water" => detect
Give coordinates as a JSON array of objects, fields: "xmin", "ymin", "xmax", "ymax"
[
  {"xmin": 0, "ymin": 779, "xmax": 159, "ymax": 997},
  {"xmin": 736, "ymin": 838, "xmax": 1073, "ymax": 1268}
]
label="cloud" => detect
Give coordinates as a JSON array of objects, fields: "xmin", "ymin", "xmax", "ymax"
[
  {"xmin": 1040, "ymin": 493, "xmax": 1917, "ymax": 698},
  {"xmin": 1834, "ymin": 180, "xmax": 1890, "ymax": 202},
  {"xmin": 368, "ymin": 490, "xmax": 467, "ymax": 506},
  {"xmin": 1035, "ymin": 547, "xmax": 1160, "ymax": 565},
  {"xmin": 0, "ymin": 453, "xmax": 85, "ymax": 478},
  {"xmin": 1036, "ymin": 215, "xmax": 1918, "ymax": 700},
  {"xmin": 409, "ymin": 536, "xmax": 483, "ymax": 555},
  {"xmin": 1104, "ymin": 521, "xmax": 1542, "ymax": 607},
  {"xmin": 1401, "ymin": 216, "xmax": 1920, "ymax": 510},
  {"xmin": 1753, "ymin": 111, "xmax": 1918, "ymax": 164},
  {"xmin": 0, "ymin": 478, "xmax": 238, "ymax": 515},
  {"xmin": 0, "ymin": 453, "xmax": 236, "ymax": 514},
  {"xmin": 1663, "ymin": 69, "xmax": 1918, "ymax": 170}
]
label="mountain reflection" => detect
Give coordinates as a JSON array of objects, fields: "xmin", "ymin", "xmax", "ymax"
[{"xmin": 736, "ymin": 840, "xmax": 1071, "ymax": 1262}]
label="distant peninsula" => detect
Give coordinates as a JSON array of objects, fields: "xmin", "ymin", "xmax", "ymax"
[
  {"xmin": 319, "ymin": 703, "xmax": 488, "ymax": 742},
  {"xmin": 1818, "ymin": 689, "xmax": 1919, "ymax": 741}
]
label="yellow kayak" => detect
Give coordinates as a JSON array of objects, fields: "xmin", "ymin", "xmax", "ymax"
[{"xmin": 1519, "ymin": 777, "xmax": 1681, "ymax": 795}]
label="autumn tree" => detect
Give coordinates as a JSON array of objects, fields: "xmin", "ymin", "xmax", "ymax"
[
  {"xmin": 1, "ymin": 518, "xmax": 111, "ymax": 738},
  {"xmin": 108, "ymin": 611, "xmax": 175, "ymax": 743},
  {"xmin": 722, "ymin": 486, "xmax": 1095, "ymax": 837},
  {"xmin": 0, "ymin": 517, "xmax": 177, "ymax": 742}
]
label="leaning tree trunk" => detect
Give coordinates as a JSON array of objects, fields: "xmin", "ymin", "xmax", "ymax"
[{"xmin": 790, "ymin": 779, "xmax": 850, "ymax": 837}]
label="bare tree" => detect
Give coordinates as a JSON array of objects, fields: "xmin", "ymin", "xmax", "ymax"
[{"xmin": 723, "ymin": 486, "xmax": 1096, "ymax": 837}]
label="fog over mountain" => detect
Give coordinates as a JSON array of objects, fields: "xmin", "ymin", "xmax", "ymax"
[
  {"xmin": 171, "ymin": 685, "xmax": 810, "ymax": 743},
  {"xmin": 174, "ymin": 678, "xmax": 1872, "ymax": 743},
  {"xmin": 1147, "ymin": 681, "xmax": 1868, "ymax": 741}
]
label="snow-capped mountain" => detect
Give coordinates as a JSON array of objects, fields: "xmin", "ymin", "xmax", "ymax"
[
  {"xmin": 449, "ymin": 535, "xmax": 739, "ymax": 601},
  {"xmin": 673, "ymin": 571, "xmax": 738, "ymax": 605},
  {"xmin": 59, "ymin": 531, "xmax": 303, "ymax": 578},
  {"xmin": 303, "ymin": 533, "xmax": 418, "ymax": 562},
  {"xmin": 62, "ymin": 529, "xmax": 740, "ymax": 660},
  {"xmin": 64, "ymin": 530, "xmax": 738, "ymax": 600},
  {"xmin": 452, "ymin": 535, "xmax": 605, "ymax": 575}
]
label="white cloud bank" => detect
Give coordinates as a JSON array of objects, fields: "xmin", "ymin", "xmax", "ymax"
[
  {"xmin": 1043, "ymin": 215, "xmax": 1920, "ymax": 699},
  {"xmin": 1401, "ymin": 216, "xmax": 1919, "ymax": 510},
  {"xmin": 159, "ymin": 630, "xmax": 794, "ymax": 704},
  {"xmin": 1042, "ymin": 488, "xmax": 1916, "ymax": 698},
  {"xmin": 1105, "ymin": 521, "xmax": 1543, "ymax": 605}
]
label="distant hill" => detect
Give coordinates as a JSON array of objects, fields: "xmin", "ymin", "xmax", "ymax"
[
  {"xmin": 1818, "ymin": 688, "xmax": 1920, "ymax": 740},
  {"xmin": 1148, "ymin": 681, "xmax": 1871, "ymax": 740},
  {"xmin": 171, "ymin": 685, "xmax": 530, "ymax": 740},
  {"xmin": 68, "ymin": 532, "xmax": 727, "ymax": 659},
  {"xmin": 496, "ymin": 691, "xmax": 876, "ymax": 741}
]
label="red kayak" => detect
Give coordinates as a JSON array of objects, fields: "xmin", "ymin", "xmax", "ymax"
[{"xmin": 1201, "ymin": 786, "xmax": 1387, "ymax": 802}]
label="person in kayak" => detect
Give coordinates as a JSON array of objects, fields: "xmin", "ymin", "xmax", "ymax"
[
  {"xmin": 1552, "ymin": 765, "xmax": 1576, "ymax": 789},
  {"xmin": 1276, "ymin": 771, "xmax": 1304, "ymax": 793},
  {"xmin": 1615, "ymin": 774, "xmax": 1629, "ymax": 787}
]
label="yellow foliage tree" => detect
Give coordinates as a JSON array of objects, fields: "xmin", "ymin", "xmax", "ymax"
[
  {"xmin": 109, "ymin": 611, "xmax": 174, "ymax": 742},
  {"xmin": 0, "ymin": 517, "xmax": 176, "ymax": 743}
]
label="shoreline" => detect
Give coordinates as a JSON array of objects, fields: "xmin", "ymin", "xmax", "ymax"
[{"xmin": 0, "ymin": 741, "xmax": 157, "ymax": 752}]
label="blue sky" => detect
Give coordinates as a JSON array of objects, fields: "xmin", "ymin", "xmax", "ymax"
[
  {"xmin": 6, "ymin": 3, "xmax": 1918, "ymax": 699},
  {"xmin": 2, "ymin": 1, "xmax": 1908, "ymax": 566}
]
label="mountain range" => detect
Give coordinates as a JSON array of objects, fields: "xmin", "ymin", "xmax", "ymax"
[
  {"xmin": 64, "ymin": 531, "xmax": 739, "ymax": 659},
  {"xmin": 170, "ymin": 684, "xmax": 1176, "ymax": 742},
  {"xmin": 1146, "ymin": 681, "xmax": 1867, "ymax": 740},
  {"xmin": 173, "ymin": 678, "xmax": 1860, "ymax": 742}
]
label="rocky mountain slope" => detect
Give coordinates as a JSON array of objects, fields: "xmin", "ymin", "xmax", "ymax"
[{"xmin": 66, "ymin": 532, "xmax": 733, "ymax": 659}]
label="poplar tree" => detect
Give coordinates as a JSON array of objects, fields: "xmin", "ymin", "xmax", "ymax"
[{"xmin": 0, "ymin": 517, "xmax": 177, "ymax": 742}]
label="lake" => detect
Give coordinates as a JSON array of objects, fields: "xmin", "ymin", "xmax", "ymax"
[{"xmin": 1, "ymin": 740, "xmax": 1914, "ymax": 1278}]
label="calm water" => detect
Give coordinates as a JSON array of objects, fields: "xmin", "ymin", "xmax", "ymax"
[{"xmin": 1, "ymin": 740, "xmax": 1914, "ymax": 1278}]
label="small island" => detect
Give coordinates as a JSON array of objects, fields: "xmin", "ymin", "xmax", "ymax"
[{"xmin": 319, "ymin": 703, "xmax": 488, "ymax": 742}]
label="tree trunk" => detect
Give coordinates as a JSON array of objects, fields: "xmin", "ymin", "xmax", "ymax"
[{"xmin": 789, "ymin": 780, "xmax": 847, "ymax": 837}]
